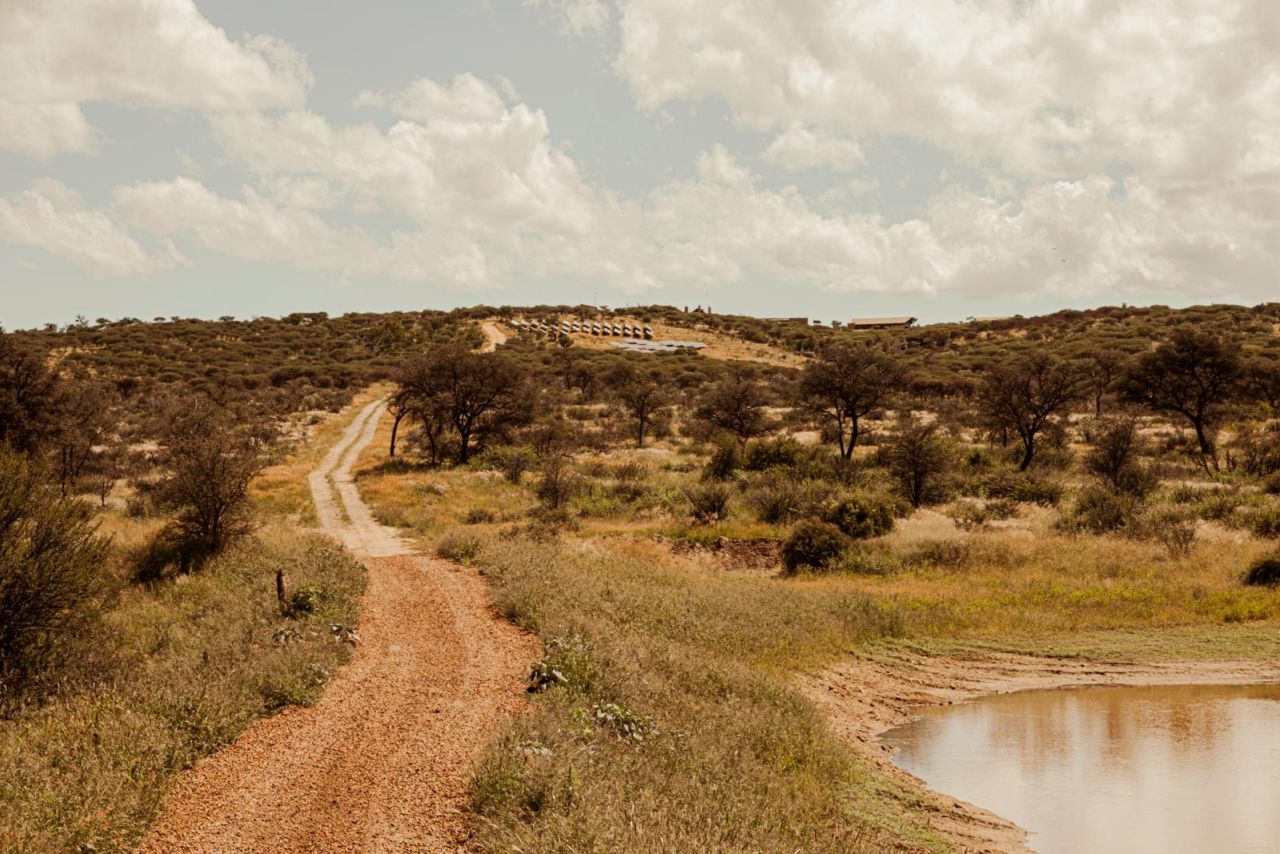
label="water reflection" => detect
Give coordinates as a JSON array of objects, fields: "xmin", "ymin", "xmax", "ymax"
[{"xmin": 881, "ymin": 683, "xmax": 1280, "ymax": 854}]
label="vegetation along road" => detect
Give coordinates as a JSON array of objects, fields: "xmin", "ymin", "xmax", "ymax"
[{"xmin": 140, "ymin": 399, "xmax": 537, "ymax": 853}]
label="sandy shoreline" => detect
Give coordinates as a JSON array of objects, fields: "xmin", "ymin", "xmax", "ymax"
[{"xmin": 798, "ymin": 648, "xmax": 1280, "ymax": 852}]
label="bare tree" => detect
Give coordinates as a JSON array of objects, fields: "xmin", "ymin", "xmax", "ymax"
[
  {"xmin": 1120, "ymin": 328, "xmax": 1242, "ymax": 468},
  {"xmin": 799, "ymin": 341, "xmax": 905, "ymax": 459},
  {"xmin": 694, "ymin": 369, "xmax": 770, "ymax": 442},
  {"xmin": 978, "ymin": 351, "xmax": 1081, "ymax": 471}
]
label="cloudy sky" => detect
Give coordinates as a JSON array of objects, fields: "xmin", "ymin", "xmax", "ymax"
[{"xmin": 2, "ymin": 1, "xmax": 1277, "ymax": 328}]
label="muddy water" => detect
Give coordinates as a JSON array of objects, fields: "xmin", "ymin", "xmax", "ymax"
[{"xmin": 881, "ymin": 683, "xmax": 1280, "ymax": 853}]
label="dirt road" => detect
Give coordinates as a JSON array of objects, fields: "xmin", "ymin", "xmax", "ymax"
[
  {"xmin": 478, "ymin": 322, "xmax": 506, "ymax": 353},
  {"xmin": 140, "ymin": 400, "xmax": 538, "ymax": 853}
]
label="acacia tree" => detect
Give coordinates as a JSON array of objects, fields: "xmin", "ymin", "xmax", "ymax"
[
  {"xmin": 882, "ymin": 418, "xmax": 952, "ymax": 508},
  {"xmin": 0, "ymin": 331, "xmax": 60, "ymax": 454},
  {"xmin": 397, "ymin": 343, "xmax": 528, "ymax": 464},
  {"xmin": 1120, "ymin": 328, "xmax": 1242, "ymax": 468},
  {"xmin": 610, "ymin": 364, "xmax": 670, "ymax": 448},
  {"xmin": 1083, "ymin": 350, "xmax": 1126, "ymax": 417},
  {"xmin": 53, "ymin": 376, "xmax": 118, "ymax": 496},
  {"xmin": 978, "ymin": 351, "xmax": 1081, "ymax": 471},
  {"xmin": 1243, "ymin": 355, "xmax": 1280, "ymax": 418},
  {"xmin": 694, "ymin": 369, "xmax": 770, "ymax": 442},
  {"xmin": 798, "ymin": 341, "xmax": 905, "ymax": 459}
]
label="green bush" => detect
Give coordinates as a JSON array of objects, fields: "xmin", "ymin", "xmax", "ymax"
[
  {"xmin": 1060, "ymin": 484, "xmax": 1141, "ymax": 534},
  {"xmin": 1243, "ymin": 552, "xmax": 1280, "ymax": 586},
  {"xmin": 484, "ymin": 445, "xmax": 537, "ymax": 484},
  {"xmin": 781, "ymin": 520, "xmax": 850, "ymax": 573},
  {"xmin": 702, "ymin": 443, "xmax": 739, "ymax": 481},
  {"xmin": 822, "ymin": 493, "xmax": 895, "ymax": 539},
  {"xmin": 287, "ymin": 583, "xmax": 323, "ymax": 615},
  {"xmin": 974, "ymin": 470, "xmax": 1064, "ymax": 506},
  {"xmin": 741, "ymin": 436, "xmax": 805, "ymax": 471}
]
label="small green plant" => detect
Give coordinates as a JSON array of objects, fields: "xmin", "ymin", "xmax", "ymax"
[
  {"xmin": 1250, "ymin": 505, "xmax": 1280, "ymax": 539},
  {"xmin": 288, "ymin": 583, "xmax": 323, "ymax": 615},
  {"xmin": 781, "ymin": 520, "xmax": 850, "ymax": 573}
]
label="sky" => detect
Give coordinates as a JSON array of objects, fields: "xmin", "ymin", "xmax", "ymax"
[{"xmin": 1, "ymin": 0, "xmax": 1278, "ymax": 329}]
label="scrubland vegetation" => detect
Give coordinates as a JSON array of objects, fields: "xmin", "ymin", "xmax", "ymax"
[
  {"xmin": 5, "ymin": 300, "xmax": 1280, "ymax": 849},
  {"xmin": 345, "ymin": 300, "xmax": 1280, "ymax": 849}
]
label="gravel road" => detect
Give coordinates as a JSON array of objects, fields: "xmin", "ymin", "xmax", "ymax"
[{"xmin": 139, "ymin": 400, "xmax": 538, "ymax": 853}]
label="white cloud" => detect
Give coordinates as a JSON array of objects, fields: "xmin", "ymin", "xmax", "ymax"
[
  {"xmin": 0, "ymin": 179, "xmax": 178, "ymax": 276},
  {"xmin": 213, "ymin": 76, "xmax": 597, "ymax": 237},
  {"xmin": 615, "ymin": 0, "xmax": 1280, "ymax": 182},
  {"xmin": 525, "ymin": 0, "xmax": 611, "ymax": 36},
  {"xmin": 763, "ymin": 125, "xmax": 864, "ymax": 172},
  {"xmin": 0, "ymin": 0, "xmax": 311, "ymax": 158}
]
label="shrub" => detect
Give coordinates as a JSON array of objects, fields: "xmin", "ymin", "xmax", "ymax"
[
  {"xmin": 683, "ymin": 482, "xmax": 733, "ymax": 524},
  {"xmin": 287, "ymin": 584, "xmax": 323, "ymax": 615},
  {"xmin": 948, "ymin": 498, "xmax": 1019, "ymax": 531},
  {"xmin": 741, "ymin": 436, "xmax": 805, "ymax": 471},
  {"xmin": 1151, "ymin": 511, "xmax": 1198, "ymax": 557},
  {"xmin": 535, "ymin": 454, "xmax": 580, "ymax": 510},
  {"xmin": 0, "ymin": 448, "xmax": 110, "ymax": 711},
  {"xmin": 822, "ymin": 493, "xmax": 895, "ymax": 539},
  {"xmin": 1243, "ymin": 552, "xmax": 1280, "ymax": 586},
  {"xmin": 436, "ymin": 530, "xmax": 484, "ymax": 563},
  {"xmin": 1061, "ymin": 484, "xmax": 1140, "ymax": 534},
  {"xmin": 976, "ymin": 470, "xmax": 1064, "ymax": 506},
  {"xmin": 702, "ymin": 442, "xmax": 739, "ymax": 481},
  {"xmin": 465, "ymin": 507, "xmax": 498, "ymax": 524},
  {"xmin": 485, "ymin": 445, "xmax": 537, "ymax": 484},
  {"xmin": 1265, "ymin": 473, "xmax": 1280, "ymax": 495},
  {"xmin": 781, "ymin": 520, "xmax": 850, "ymax": 573},
  {"xmin": 1251, "ymin": 505, "xmax": 1280, "ymax": 539}
]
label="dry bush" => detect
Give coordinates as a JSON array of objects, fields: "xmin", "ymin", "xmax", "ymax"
[
  {"xmin": 683, "ymin": 482, "xmax": 734, "ymax": 524},
  {"xmin": 0, "ymin": 449, "xmax": 110, "ymax": 712}
]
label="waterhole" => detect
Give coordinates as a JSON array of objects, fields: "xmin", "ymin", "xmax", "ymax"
[{"xmin": 881, "ymin": 683, "xmax": 1280, "ymax": 853}]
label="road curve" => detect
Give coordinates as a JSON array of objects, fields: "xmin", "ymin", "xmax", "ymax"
[{"xmin": 139, "ymin": 399, "xmax": 538, "ymax": 853}]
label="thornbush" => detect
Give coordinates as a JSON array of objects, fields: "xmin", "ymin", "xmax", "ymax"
[
  {"xmin": 436, "ymin": 529, "xmax": 485, "ymax": 563},
  {"xmin": 0, "ymin": 449, "xmax": 110, "ymax": 711},
  {"xmin": 741, "ymin": 436, "xmax": 805, "ymax": 471},
  {"xmin": 683, "ymin": 482, "xmax": 733, "ymax": 524},
  {"xmin": 822, "ymin": 493, "xmax": 896, "ymax": 539},
  {"xmin": 1243, "ymin": 552, "xmax": 1280, "ymax": 586},
  {"xmin": 1060, "ymin": 484, "xmax": 1141, "ymax": 534},
  {"xmin": 781, "ymin": 520, "xmax": 850, "ymax": 573}
]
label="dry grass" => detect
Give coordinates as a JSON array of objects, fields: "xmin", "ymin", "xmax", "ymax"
[
  {"xmin": 467, "ymin": 534, "xmax": 940, "ymax": 853},
  {"xmin": 0, "ymin": 527, "xmax": 365, "ymax": 852}
]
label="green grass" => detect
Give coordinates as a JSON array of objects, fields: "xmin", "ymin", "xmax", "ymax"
[{"xmin": 0, "ymin": 528, "xmax": 365, "ymax": 852}]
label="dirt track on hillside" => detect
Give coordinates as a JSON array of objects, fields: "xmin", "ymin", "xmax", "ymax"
[
  {"xmin": 478, "ymin": 322, "xmax": 506, "ymax": 353},
  {"xmin": 799, "ymin": 649, "xmax": 1280, "ymax": 853},
  {"xmin": 139, "ymin": 400, "xmax": 538, "ymax": 853}
]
